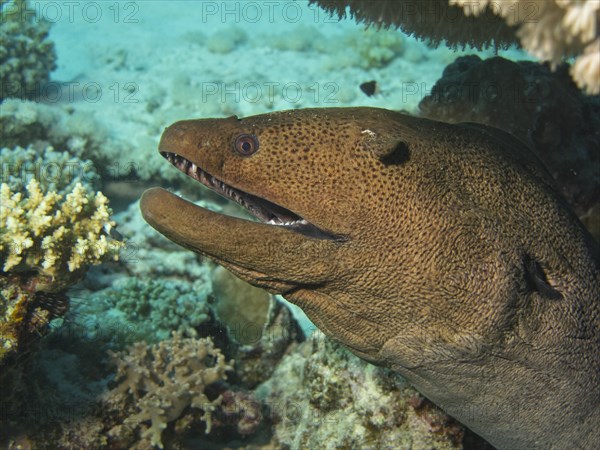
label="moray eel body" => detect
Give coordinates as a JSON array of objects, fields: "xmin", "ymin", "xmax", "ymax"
[{"xmin": 141, "ymin": 107, "xmax": 599, "ymax": 449}]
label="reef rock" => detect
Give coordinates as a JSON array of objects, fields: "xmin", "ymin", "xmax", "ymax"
[
  {"xmin": 419, "ymin": 55, "xmax": 600, "ymax": 218},
  {"xmin": 257, "ymin": 335, "xmax": 466, "ymax": 450}
]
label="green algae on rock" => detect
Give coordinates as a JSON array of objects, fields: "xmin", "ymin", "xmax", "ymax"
[{"xmin": 87, "ymin": 276, "xmax": 211, "ymax": 344}]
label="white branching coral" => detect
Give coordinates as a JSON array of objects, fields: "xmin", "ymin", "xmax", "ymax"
[
  {"xmin": 449, "ymin": 0, "xmax": 599, "ymax": 93},
  {"xmin": 0, "ymin": 179, "xmax": 122, "ymax": 290},
  {"xmin": 571, "ymin": 36, "xmax": 600, "ymax": 93},
  {"xmin": 106, "ymin": 333, "xmax": 233, "ymax": 449}
]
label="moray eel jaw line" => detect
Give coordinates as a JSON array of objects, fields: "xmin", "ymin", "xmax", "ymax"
[{"xmin": 160, "ymin": 150, "xmax": 341, "ymax": 240}]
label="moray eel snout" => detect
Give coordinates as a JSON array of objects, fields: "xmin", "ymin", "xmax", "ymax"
[{"xmin": 141, "ymin": 107, "xmax": 599, "ymax": 450}]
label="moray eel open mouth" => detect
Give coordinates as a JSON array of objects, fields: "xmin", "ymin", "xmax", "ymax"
[{"xmin": 161, "ymin": 151, "xmax": 339, "ymax": 240}]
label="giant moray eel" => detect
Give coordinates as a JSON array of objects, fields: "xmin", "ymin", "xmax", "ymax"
[{"xmin": 141, "ymin": 107, "xmax": 599, "ymax": 449}]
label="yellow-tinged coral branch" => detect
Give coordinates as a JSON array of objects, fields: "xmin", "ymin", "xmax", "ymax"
[{"xmin": 0, "ymin": 179, "xmax": 123, "ymax": 291}]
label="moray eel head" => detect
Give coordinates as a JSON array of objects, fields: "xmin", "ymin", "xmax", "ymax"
[
  {"xmin": 141, "ymin": 107, "xmax": 599, "ymax": 449},
  {"xmin": 141, "ymin": 109, "xmax": 379, "ymax": 296}
]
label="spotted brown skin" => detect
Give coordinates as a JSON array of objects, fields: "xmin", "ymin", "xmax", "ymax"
[{"xmin": 141, "ymin": 107, "xmax": 599, "ymax": 449}]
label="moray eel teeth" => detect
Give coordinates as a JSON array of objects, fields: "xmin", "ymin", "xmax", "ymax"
[{"xmin": 161, "ymin": 150, "xmax": 337, "ymax": 240}]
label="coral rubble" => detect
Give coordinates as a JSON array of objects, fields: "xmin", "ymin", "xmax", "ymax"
[
  {"xmin": 205, "ymin": 27, "xmax": 248, "ymax": 54},
  {"xmin": 112, "ymin": 198, "xmax": 214, "ymax": 279},
  {"xmin": 0, "ymin": 99, "xmax": 120, "ymax": 173}
]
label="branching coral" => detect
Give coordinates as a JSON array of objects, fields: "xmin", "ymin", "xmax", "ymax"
[
  {"xmin": 0, "ymin": 179, "xmax": 122, "ymax": 362},
  {"xmin": 312, "ymin": 0, "xmax": 599, "ymax": 94},
  {"xmin": 105, "ymin": 333, "xmax": 233, "ymax": 449},
  {"xmin": 0, "ymin": 179, "xmax": 122, "ymax": 291},
  {"xmin": 0, "ymin": 0, "xmax": 57, "ymax": 101}
]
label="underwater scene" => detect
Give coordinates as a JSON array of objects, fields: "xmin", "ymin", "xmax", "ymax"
[{"xmin": 1, "ymin": 0, "xmax": 599, "ymax": 449}]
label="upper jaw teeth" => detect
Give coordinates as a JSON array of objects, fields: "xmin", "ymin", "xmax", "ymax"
[
  {"xmin": 267, "ymin": 218, "xmax": 308, "ymax": 227},
  {"xmin": 162, "ymin": 151, "xmax": 307, "ymax": 227}
]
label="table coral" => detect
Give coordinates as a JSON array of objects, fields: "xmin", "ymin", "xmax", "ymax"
[
  {"xmin": 0, "ymin": 0, "xmax": 57, "ymax": 101},
  {"xmin": 313, "ymin": 0, "xmax": 600, "ymax": 94},
  {"xmin": 451, "ymin": 0, "xmax": 600, "ymax": 94},
  {"xmin": 105, "ymin": 333, "xmax": 233, "ymax": 449}
]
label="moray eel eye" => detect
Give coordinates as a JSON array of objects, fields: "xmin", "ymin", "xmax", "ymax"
[{"xmin": 234, "ymin": 134, "xmax": 259, "ymax": 156}]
